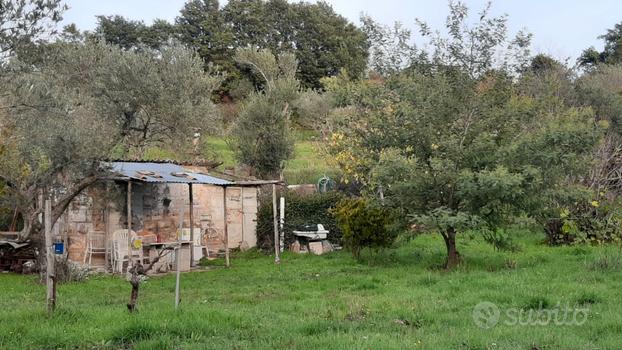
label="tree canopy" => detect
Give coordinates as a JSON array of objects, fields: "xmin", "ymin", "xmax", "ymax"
[
  {"xmin": 325, "ymin": 2, "xmax": 601, "ymax": 267},
  {"xmin": 0, "ymin": 40, "xmax": 223, "ymax": 239}
]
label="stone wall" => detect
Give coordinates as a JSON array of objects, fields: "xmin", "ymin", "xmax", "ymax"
[{"xmin": 59, "ymin": 181, "xmax": 258, "ymax": 267}]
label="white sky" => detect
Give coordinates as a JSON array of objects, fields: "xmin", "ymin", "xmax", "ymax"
[{"xmin": 61, "ymin": 0, "xmax": 622, "ymax": 62}]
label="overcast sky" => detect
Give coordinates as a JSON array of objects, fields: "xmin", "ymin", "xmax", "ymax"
[{"xmin": 61, "ymin": 0, "xmax": 622, "ymax": 62}]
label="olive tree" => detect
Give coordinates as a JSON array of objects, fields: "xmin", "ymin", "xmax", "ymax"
[
  {"xmin": 0, "ymin": 0, "xmax": 67, "ymax": 59},
  {"xmin": 0, "ymin": 41, "xmax": 223, "ymax": 242},
  {"xmin": 230, "ymin": 48, "xmax": 298, "ymax": 179},
  {"xmin": 326, "ymin": 1, "xmax": 599, "ymax": 268}
]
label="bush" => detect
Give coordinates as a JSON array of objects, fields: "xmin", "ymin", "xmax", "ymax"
[
  {"xmin": 256, "ymin": 190, "xmax": 345, "ymax": 251},
  {"xmin": 55, "ymin": 258, "xmax": 90, "ymax": 283},
  {"xmin": 546, "ymin": 196, "xmax": 622, "ymax": 245},
  {"xmin": 332, "ymin": 198, "xmax": 395, "ymax": 259}
]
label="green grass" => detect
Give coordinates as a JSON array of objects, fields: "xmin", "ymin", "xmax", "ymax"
[
  {"xmin": 131, "ymin": 130, "xmax": 337, "ymax": 184},
  {"xmin": 203, "ymin": 131, "xmax": 338, "ymax": 184},
  {"xmin": 2, "ymin": 232, "xmax": 622, "ymax": 349}
]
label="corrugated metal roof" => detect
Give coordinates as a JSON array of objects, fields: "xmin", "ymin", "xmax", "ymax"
[{"xmin": 107, "ymin": 161, "xmax": 232, "ymax": 186}]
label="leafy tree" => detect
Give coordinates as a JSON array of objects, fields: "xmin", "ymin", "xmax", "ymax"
[
  {"xmin": 0, "ymin": 0, "xmax": 67, "ymax": 59},
  {"xmin": 289, "ymin": 1, "xmax": 368, "ymax": 89},
  {"xmin": 528, "ymin": 54, "xmax": 567, "ymax": 74},
  {"xmin": 326, "ymin": 2, "xmax": 599, "ymax": 268},
  {"xmin": 0, "ymin": 41, "xmax": 223, "ymax": 240},
  {"xmin": 576, "ymin": 64, "xmax": 622, "ymax": 197},
  {"xmin": 176, "ymin": 0, "xmax": 233, "ymax": 71},
  {"xmin": 93, "ymin": 15, "xmax": 176, "ymax": 50},
  {"xmin": 329, "ymin": 69, "xmax": 599, "ymax": 269},
  {"xmin": 360, "ymin": 16, "xmax": 416, "ymax": 76},
  {"xmin": 176, "ymin": 0, "xmax": 368, "ymax": 89},
  {"xmin": 415, "ymin": 0, "xmax": 532, "ymax": 78},
  {"xmin": 579, "ymin": 22, "xmax": 622, "ymax": 68},
  {"xmin": 230, "ymin": 48, "xmax": 298, "ymax": 178}
]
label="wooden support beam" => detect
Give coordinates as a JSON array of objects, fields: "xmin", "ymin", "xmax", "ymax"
[
  {"xmin": 104, "ymin": 203, "xmax": 110, "ymax": 271},
  {"xmin": 223, "ymin": 187, "xmax": 230, "ymax": 268},
  {"xmin": 175, "ymin": 204, "xmax": 185, "ymax": 310},
  {"xmin": 127, "ymin": 181, "xmax": 132, "ymax": 267},
  {"xmin": 279, "ymin": 196, "xmax": 285, "ymax": 253},
  {"xmin": 189, "ymin": 184, "xmax": 194, "ymax": 267},
  {"xmin": 45, "ymin": 199, "xmax": 55, "ymax": 315},
  {"xmin": 273, "ymin": 184, "xmax": 280, "ymax": 264}
]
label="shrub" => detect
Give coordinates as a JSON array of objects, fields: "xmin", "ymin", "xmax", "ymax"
[
  {"xmin": 482, "ymin": 228, "xmax": 520, "ymax": 252},
  {"xmin": 547, "ymin": 196, "xmax": 622, "ymax": 245},
  {"xmin": 256, "ymin": 190, "xmax": 345, "ymax": 251},
  {"xmin": 332, "ymin": 198, "xmax": 395, "ymax": 259},
  {"xmin": 55, "ymin": 258, "xmax": 90, "ymax": 283}
]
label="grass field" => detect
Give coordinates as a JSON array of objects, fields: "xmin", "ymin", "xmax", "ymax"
[
  {"xmin": 139, "ymin": 130, "xmax": 337, "ymax": 185},
  {"xmin": 203, "ymin": 131, "xmax": 338, "ymax": 185},
  {"xmin": 2, "ymin": 232, "xmax": 622, "ymax": 349}
]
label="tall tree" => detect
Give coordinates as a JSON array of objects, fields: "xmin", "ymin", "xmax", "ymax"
[
  {"xmin": 326, "ymin": 1, "xmax": 598, "ymax": 268},
  {"xmin": 230, "ymin": 48, "xmax": 298, "ymax": 178},
  {"xmin": 0, "ymin": 41, "xmax": 223, "ymax": 241},
  {"xmin": 176, "ymin": 0, "xmax": 368, "ymax": 89},
  {"xmin": 176, "ymin": 0, "xmax": 233, "ymax": 71},
  {"xmin": 579, "ymin": 22, "xmax": 622, "ymax": 69},
  {"xmin": 415, "ymin": 0, "xmax": 531, "ymax": 78},
  {"xmin": 0, "ymin": 0, "xmax": 67, "ymax": 59},
  {"xmin": 360, "ymin": 16, "xmax": 416, "ymax": 76},
  {"xmin": 93, "ymin": 15, "xmax": 176, "ymax": 50}
]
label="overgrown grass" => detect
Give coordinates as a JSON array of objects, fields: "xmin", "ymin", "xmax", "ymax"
[
  {"xmin": 203, "ymin": 131, "xmax": 337, "ymax": 184},
  {"xmin": 125, "ymin": 130, "xmax": 336, "ymax": 184},
  {"xmin": 2, "ymin": 232, "xmax": 622, "ymax": 349}
]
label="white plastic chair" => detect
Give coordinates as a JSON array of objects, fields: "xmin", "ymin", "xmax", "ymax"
[
  {"xmin": 83, "ymin": 230, "xmax": 107, "ymax": 266},
  {"xmin": 111, "ymin": 229, "xmax": 143, "ymax": 273}
]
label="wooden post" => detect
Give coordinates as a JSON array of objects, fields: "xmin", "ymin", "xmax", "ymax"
[
  {"xmin": 189, "ymin": 184, "xmax": 194, "ymax": 267},
  {"xmin": 127, "ymin": 181, "xmax": 133, "ymax": 267},
  {"xmin": 104, "ymin": 203, "xmax": 110, "ymax": 271},
  {"xmin": 45, "ymin": 199, "xmax": 55, "ymax": 315},
  {"xmin": 223, "ymin": 187, "xmax": 230, "ymax": 268},
  {"xmin": 273, "ymin": 184, "xmax": 280, "ymax": 264},
  {"xmin": 279, "ymin": 196, "xmax": 285, "ymax": 253},
  {"xmin": 175, "ymin": 204, "xmax": 185, "ymax": 310}
]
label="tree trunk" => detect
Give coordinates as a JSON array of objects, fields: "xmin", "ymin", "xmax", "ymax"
[
  {"xmin": 442, "ymin": 227, "xmax": 460, "ymax": 269},
  {"xmin": 126, "ymin": 252, "xmax": 166, "ymax": 313},
  {"xmin": 127, "ymin": 261, "xmax": 143, "ymax": 313},
  {"xmin": 127, "ymin": 277, "xmax": 139, "ymax": 313}
]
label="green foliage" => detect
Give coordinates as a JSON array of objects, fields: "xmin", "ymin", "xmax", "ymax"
[
  {"xmin": 577, "ymin": 64, "xmax": 622, "ymax": 133},
  {"xmin": 547, "ymin": 196, "xmax": 622, "ymax": 245},
  {"xmin": 176, "ymin": 0, "xmax": 233, "ymax": 72},
  {"xmin": 175, "ymin": 0, "xmax": 368, "ymax": 90},
  {"xmin": 332, "ymin": 198, "xmax": 395, "ymax": 259},
  {"xmin": 256, "ymin": 190, "xmax": 344, "ymax": 251},
  {"xmin": 0, "ymin": 40, "xmax": 223, "ymax": 238},
  {"xmin": 579, "ymin": 22, "xmax": 622, "ymax": 69},
  {"xmin": 481, "ymin": 228, "xmax": 520, "ymax": 252},
  {"xmin": 326, "ymin": 1, "xmax": 601, "ymax": 266},
  {"xmin": 230, "ymin": 48, "xmax": 298, "ymax": 178},
  {"xmin": 93, "ymin": 15, "xmax": 175, "ymax": 50},
  {"xmin": 0, "ymin": 0, "xmax": 67, "ymax": 58}
]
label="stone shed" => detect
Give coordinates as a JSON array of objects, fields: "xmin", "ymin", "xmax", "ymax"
[{"xmin": 57, "ymin": 161, "xmax": 276, "ymax": 269}]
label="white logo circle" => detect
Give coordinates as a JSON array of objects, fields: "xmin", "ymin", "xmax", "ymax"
[{"xmin": 473, "ymin": 302, "xmax": 500, "ymax": 329}]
